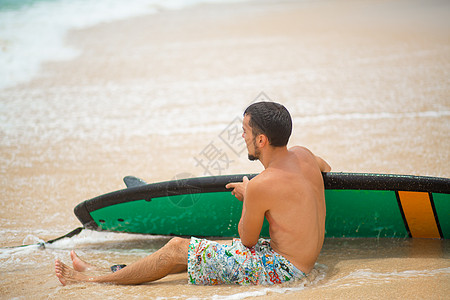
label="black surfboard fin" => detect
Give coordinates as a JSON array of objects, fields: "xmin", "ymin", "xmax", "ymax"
[{"xmin": 123, "ymin": 176, "xmax": 147, "ymax": 188}]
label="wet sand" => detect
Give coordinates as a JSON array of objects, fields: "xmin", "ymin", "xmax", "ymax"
[{"xmin": 1, "ymin": 0, "xmax": 449, "ymax": 298}]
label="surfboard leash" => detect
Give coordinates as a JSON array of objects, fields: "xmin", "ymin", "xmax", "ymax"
[
  {"xmin": 1, "ymin": 227, "xmax": 84, "ymax": 249},
  {"xmin": 39, "ymin": 227, "xmax": 84, "ymax": 248}
]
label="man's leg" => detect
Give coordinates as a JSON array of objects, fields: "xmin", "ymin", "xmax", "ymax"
[{"xmin": 55, "ymin": 237, "xmax": 190, "ymax": 285}]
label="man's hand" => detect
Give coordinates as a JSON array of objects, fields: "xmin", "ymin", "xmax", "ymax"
[{"xmin": 225, "ymin": 176, "xmax": 249, "ymax": 201}]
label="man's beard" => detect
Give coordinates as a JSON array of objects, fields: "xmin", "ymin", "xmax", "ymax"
[
  {"xmin": 248, "ymin": 154, "xmax": 258, "ymax": 161},
  {"xmin": 248, "ymin": 141, "xmax": 260, "ymax": 161}
]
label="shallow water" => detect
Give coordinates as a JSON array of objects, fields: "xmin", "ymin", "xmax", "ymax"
[
  {"xmin": 1, "ymin": 0, "xmax": 449, "ymax": 298},
  {"xmin": 0, "ymin": 232, "xmax": 448, "ymax": 299}
]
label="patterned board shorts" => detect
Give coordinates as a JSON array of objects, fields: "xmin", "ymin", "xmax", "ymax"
[{"xmin": 187, "ymin": 237, "xmax": 306, "ymax": 285}]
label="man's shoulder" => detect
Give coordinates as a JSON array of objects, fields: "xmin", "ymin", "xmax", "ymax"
[
  {"xmin": 249, "ymin": 169, "xmax": 288, "ymax": 195},
  {"xmin": 289, "ymin": 145, "xmax": 313, "ymax": 156},
  {"xmin": 247, "ymin": 171, "xmax": 278, "ymax": 193},
  {"xmin": 289, "ymin": 146, "xmax": 318, "ymax": 165},
  {"xmin": 252, "ymin": 168, "xmax": 281, "ymax": 182},
  {"xmin": 246, "ymin": 172, "xmax": 279, "ymax": 207},
  {"xmin": 248, "ymin": 171, "xmax": 271, "ymax": 187}
]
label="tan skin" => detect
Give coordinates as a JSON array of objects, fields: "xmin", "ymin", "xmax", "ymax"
[{"xmin": 55, "ymin": 113, "xmax": 330, "ymax": 285}]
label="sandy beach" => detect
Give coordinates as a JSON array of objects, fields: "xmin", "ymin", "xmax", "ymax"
[{"xmin": 1, "ymin": 0, "xmax": 449, "ymax": 298}]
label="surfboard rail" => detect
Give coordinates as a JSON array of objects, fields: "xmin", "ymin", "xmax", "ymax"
[{"xmin": 74, "ymin": 172, "xmax": 450, "ymax": 239}]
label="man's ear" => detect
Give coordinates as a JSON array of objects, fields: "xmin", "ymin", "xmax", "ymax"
[{"xmin": 257, "ymin": 134, "xmax": 268, "ymax": 148}]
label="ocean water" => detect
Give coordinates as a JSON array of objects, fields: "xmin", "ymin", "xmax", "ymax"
[
  {"xmin": 0, "ymin": 0, "xmax": 449, "ymax": 298},
  {"xmin": 0, "ymin": 0, "xmax": 245, "ymax": 90}
]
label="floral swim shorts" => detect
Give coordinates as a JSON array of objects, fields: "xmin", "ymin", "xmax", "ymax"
[{"xmin": 187, "ymin": 237, "xmax": 306, "ymax": 285}]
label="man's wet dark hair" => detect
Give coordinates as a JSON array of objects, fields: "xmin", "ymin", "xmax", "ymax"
[{"xmin": 244, "ymin": 101, "xmax": 292, "ymax": 147}]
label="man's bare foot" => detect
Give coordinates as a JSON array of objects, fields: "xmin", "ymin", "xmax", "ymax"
[
  {"xmin": 70, "ymin": 250, "xmax": 100, "ymax": 272},
  {"xmin": 55, "ymin": 259, "xmax": 92, "ymax": 285}
]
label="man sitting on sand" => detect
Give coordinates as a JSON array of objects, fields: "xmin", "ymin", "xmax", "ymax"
[{"xmin": 55, "ymin": 101, "xmax": 331, "ymax": 285}]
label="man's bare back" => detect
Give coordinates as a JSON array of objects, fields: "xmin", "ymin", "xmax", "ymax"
[{"xmin": 256, "ymin": 146, "xmax": 328, "ymax": 273}]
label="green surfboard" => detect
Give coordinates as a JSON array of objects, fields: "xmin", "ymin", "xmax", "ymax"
[{"xmin": 74, "ymin": 173, "xmax": 449, "ymax": 239}]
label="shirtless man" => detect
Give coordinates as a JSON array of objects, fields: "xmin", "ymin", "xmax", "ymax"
[{"xmin": 55, "ymin": 101, "xmax": 330, "ymax": 285}]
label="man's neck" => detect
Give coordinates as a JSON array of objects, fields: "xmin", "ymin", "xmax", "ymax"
[{"xmin": 259, "ymin": 146, "xmax": 289, "ymax": 169}]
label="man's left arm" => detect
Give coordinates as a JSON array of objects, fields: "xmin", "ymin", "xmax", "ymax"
[{"xmin": 238, "ymin": 180, "xmax": 266, "ymax": 248}]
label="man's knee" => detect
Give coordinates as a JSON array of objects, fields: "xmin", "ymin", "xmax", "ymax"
[
  {"xmin": 163, "ymin": 237, "xmax": 189, "ymax": 265},
  {"xmin": 166, "ymin": 237, "xmax": 190, "ymax": 256}
]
